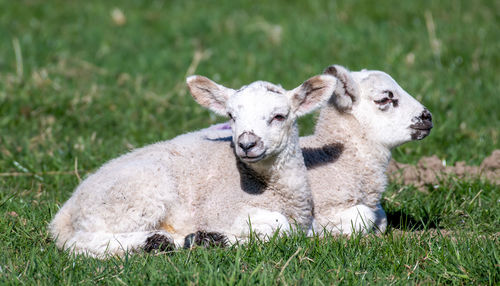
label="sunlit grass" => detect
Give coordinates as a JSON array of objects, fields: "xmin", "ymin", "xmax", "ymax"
[{"xmin": 0, "ymin": 0, "xmax": 498, "ymax": 284}]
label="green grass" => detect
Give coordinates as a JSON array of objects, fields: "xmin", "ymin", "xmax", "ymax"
[{"xmin": 0, "ymin": 0, "xmax": 498, "ymax": 284}]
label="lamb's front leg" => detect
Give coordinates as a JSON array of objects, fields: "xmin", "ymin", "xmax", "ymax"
[
  {"xmin": 311, "ymin": 204, "xmax": 382, "ymax": 236},
  {"xmin": 227, "ymin": 208, "xmax": 291, "ymax": 244}
]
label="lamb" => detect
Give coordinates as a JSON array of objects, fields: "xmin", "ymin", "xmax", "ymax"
[
  {"xmin": 49, "ymin": 73, "xmax": 337, "ymax": 257},
  {"xmin": 210, "ymin": 65, "xmax": 433, "ymax": 235},
  {"xmin": 304, "ymin": 65, "xmax": 432, "ymax": 235}
]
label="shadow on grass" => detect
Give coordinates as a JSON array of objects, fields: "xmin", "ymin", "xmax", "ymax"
[{"xmin": 385, "ymin": 209, "xmax": 440, "ymax": 230}]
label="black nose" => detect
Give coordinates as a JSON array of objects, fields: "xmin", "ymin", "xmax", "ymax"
[
  {"xmin": 239, "ymin": 141, "xmax": 256, "ymax": 152},
  {"xmin": 420, "ymin": 109, "xmax": 432, "ymax": 123},
  {"xmin": 238, "ymin": 132, "xmax": 259, "ymax": 153},
  {"xmin": 416, "ymin": 109, "xmax": 433, "ymax": 130}
]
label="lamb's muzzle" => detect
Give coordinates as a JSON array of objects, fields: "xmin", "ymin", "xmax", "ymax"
[
  {"xmin": 237, "ymin": 131, "xmax": 265, "ymax": 162},
  {"xmin": 410, "ymin": 108, "xmax": 433, "ymax": 140}
]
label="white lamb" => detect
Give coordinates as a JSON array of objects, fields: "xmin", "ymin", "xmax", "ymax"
[
  {"xmin": 210, "ymin": 65, "xmax": 433, "ymax": 235},
  {"xmin": 304, "ymin": 65, "xmax": 432, "ymax": 235},
  {"xmin": 49, "ymin": 73, "xmax": 337, "ymax": 257}
]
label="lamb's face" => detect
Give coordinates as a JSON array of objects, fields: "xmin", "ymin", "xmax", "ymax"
[
  {"xmin": 226, "ymin": 82, "xmax": 295, "ymax": 163},
  {"xmin": 187, "ymin": 74, "xmax": 336, "ymax": 164},
  {"xmin": 350, "ymin": 70, "xmax": 433, "ymax": 149}
]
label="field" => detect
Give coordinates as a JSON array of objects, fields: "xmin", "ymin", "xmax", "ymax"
[{"xmin": 0, "ymin": 0, "xmax": 498, "ymax": 284}]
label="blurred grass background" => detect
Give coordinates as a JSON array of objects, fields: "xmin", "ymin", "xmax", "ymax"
[{"xmin": 0, "ymin": 0, "xmax": 498, "ymax": 284}]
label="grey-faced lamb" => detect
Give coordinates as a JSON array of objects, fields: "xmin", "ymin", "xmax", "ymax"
[{"xmin": 49, "ymin": 74, "xmax": 337, "ymax": 257}]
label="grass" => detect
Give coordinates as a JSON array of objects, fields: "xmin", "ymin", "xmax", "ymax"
[{"xmin": 0, "ymin": 0, "xmax": 498, "ymax": 284}]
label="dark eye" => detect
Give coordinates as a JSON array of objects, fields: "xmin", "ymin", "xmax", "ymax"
[
  {"xmin": 273, "ymin": 114, "xmax": 286, "ymax": 122},
  {"xmin": 227, "ymin": 112, "xmax": 234, "ymax": 120},
  {"xmin": 374, "ymin": 98, "xmax": 391, "ymax": 105},
  {"xmin": 387, "ymin": 91, "xmax": 394, "ymax": 98}
]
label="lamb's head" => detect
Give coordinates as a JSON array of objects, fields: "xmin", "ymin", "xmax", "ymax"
[
  {"xmin": 187, "ymin": 75, "xmax": 336, "ymax": 163},
  {"xmin": 324, "ymin": 65, "xmax": 433, "ymax": 149}
]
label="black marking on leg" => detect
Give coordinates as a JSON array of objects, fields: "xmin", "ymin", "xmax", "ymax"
[
  {"xmin": 183, "ymin": 231, "xmax": 228, "ymax": 249},
  {"xmin": 195, "ymin": 231, "xmax": 228, "ymax": 247},
  {"xmin": 183, "ymin": 233, "xmax": 196, "ymax": 249},
  {"xmin": 144, "ymin": 234, "xmax": 174, "ymax": 253}
]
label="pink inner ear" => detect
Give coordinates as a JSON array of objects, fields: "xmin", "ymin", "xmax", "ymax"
[{"xmin": 299, "ymin": 97, "xmax": 318, "ymax": 112}]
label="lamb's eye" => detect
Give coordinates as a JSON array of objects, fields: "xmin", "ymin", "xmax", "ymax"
[
  {"xmin": 387, "ymin": 91, "xmax": 394, "ymax": 98},
  {"xmin": 374, "ymin": 98, "xmax": 391, "ymax": 105},
  {"xmin": 273, "ymin": 114, "xmax": 286, "ymax": 122},
  {"xmin": 227, "ymin": 112, "xmax": 234, "ymax": 120}
]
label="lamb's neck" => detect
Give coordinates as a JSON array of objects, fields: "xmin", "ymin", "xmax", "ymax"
[
  {"xmin": 308, "ymin": 107, "xmax": 392, "ymax": 168},
  {"xmin": 250, "ymin": 125, "xmax": 307, "ymax": 188},
  {"xmin": 239, "ymin": 124, "xmax": 312, "ymax": 230}
]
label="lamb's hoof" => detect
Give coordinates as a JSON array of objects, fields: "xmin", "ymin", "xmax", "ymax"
[
  {"xmin": 144, "ymin": 234, "xmax": 175, "ymax": 253},
  {"xmin": 183, "ymin": 231, "xmax": 228, "ymax": 249}
]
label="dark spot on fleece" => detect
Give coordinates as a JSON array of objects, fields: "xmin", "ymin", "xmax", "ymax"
[
  {"xmin": 144, "ymin": 234, "xmax": 175, "ymax": 253},
  {"xmin": 183, "ymin": 231, "xmax": 228, "ymax": 249},
  {"xmin": 302, "ymin": 143, "xmax": 344, "ymax": 169}
]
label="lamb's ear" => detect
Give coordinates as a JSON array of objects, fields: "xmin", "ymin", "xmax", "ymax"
[
  {"xmin": 323, "ymin": 65, "xmax": 359, "ymax": 112},
  {"xmin": 186, "ymin": 75, "xmax": 235, "ymax": 116},
  {"xmin": 288, "ymin": 74, "xmax": 337, "ymax": 117}
]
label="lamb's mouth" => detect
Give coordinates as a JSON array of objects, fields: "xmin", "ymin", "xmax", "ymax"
[
  {"xmin": 409, "ymin": 123, "xmax": 433, "ymax": 140},
  {"xmin": 240, "ymin": 152, "xmax": 266, "ymax": 163}
]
